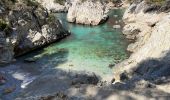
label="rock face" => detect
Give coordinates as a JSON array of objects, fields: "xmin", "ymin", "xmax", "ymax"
[
  {"xmin": 0, "ymin": 31, "xmax": 14, "ymax": 63},
  {"xmin": 36, "ymin": 0, "xmax": 69, "ymax": 12},
  {"xmin": 113, "ymin": 1, "xmax": 170, "ymax": 94},
  {"xmin": 67, "ymin": 0, "xmax": 109, "ymax": 25},
  {"xmin": 0, "ymin": 0, "xmax": 70, "ymax": 64}
]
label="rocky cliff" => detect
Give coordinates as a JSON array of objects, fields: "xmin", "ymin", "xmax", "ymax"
[
  {"xmin": 36, "ymin": 0, "xmax": 69, "ymax": 12},
  {"xmin": 0, "ymin": 0, "xmax": 70, "ymax": 64},
  {"xmin": 113, "ymin": 0, "xmax": 170, "ymax": 94},
  {"xmin": 36, "ymin": 0, "xmax": 120, "ymax": 25}
]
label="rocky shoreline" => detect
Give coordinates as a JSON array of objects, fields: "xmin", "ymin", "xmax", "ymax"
[
  {"xmin": 15, "ymin": 0, "xmax": 170, "ymax": 99},
  {"xmin": 37, "ymin": 0, "xmax": 122, "ymax": 25},
  {"xmin": 113, "ymin": 0, "xmax": 170, "ymax": 96},
  {"xmin": 1, "ymin": 0, "xmax": 170, "ymax": 99},
  {"xmin": 0, "ymin": 0, "xmax": 70, "ymax": 64}
]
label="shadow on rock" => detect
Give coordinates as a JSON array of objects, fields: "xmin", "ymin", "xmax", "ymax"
[{"xmin": 108, "ymin": 51, "xmax": 170, "ymax": 99}]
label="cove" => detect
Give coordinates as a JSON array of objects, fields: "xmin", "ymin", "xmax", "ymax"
[
  {"xmin": 53, "ymin": 9, "xmax": 129, "ymax": 78},
  {"xmin": 0, "ymin": 9, "xmax": 129, "ymax": 99}
]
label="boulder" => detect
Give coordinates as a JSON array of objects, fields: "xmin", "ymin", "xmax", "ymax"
[
  {"xmin": 0, "ymin": 74, "xmax": 6, "ymax": 85},
  {"xmin": 0, "ymin": 1, "xmax": 70, "ymax": 64},
  {"xmin": 67, "ymin": 0, "xmax": 109, "ymax": 25},
  {"xmin": 36, "ymin": 0, "xmax": 68, "ymax": 12},
  {"xmin": 114, "ymin": 1, "xmax": 170, "ymax": 88},
  {"xmin": 113, "ymin": 25, "xmax": 121, "ymax": 29}
]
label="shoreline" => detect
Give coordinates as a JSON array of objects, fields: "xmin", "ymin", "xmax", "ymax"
[
  {"xmin": 1, "ymin": 0, "xmax": 170, "ymax": 99},
  {"xmin": 112, "ymin": 0, "xmax": 170, "ymax": 96},
  {"xmin": 1, "ymin": 7, "xmax": 129, "ymax": 99}
]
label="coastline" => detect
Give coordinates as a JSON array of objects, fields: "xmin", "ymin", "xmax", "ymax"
[{"xmin": 1, "ymin": 0, "xmax": 170, "ymax": 99}]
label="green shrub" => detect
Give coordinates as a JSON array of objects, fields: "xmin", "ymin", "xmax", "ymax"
[
  {"xmin": 23, "ymin": 0, "xmax": 40, "ymax": 7},
  {"xmin": 0, "ymin": 19, "xmax": 12, "ymax": 35},
  {"xmin": 47, "ymin": 14, "xmax": 56, "ymax": 23},
  {"xmin": 54, "ymin": 0, "xmax": 65, "ymax": 5},
  {"xmin": 0, "ymin": 20, "xmax": 8, "ymax": 31},
  {"xmin": 126, "ymin": 0, "xmax": 165, "ymax": 4},
  {"xmin": 145, "ymin": 0, "xmax": 165, "ymax": 5},
  {"xmin": 10, "ymin": 0, "xmax": 17, "ymax": 3}
]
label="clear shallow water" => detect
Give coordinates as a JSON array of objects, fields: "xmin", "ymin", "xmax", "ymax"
[
  {"xmin": 0, "ymin": 9, "xmax": 129, "ymax": 99},
  {"xmin": 38, "ymin": 9, "xmax": 129, "ymax": 78}
]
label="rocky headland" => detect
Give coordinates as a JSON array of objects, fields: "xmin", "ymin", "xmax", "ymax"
[
  {"xmin": 113, "ymin": 0, "xmax": 170, "ymax": 96},
  {"xmin": 0, "ymin": 0, "xmax": 70, "ymax": 64}
]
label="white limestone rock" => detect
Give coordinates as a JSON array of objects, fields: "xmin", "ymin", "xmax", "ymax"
[{"xmin": 67, "ymin": 0, "xmax": 109, "ymax": 25}]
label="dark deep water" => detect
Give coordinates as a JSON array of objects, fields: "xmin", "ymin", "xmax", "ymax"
[{"xmin": 0, "ymin": 9, "xmax": 129, "ymax": 99}]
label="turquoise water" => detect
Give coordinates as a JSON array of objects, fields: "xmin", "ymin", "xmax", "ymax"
[
  {"xmin": 31, "ymin": 9, "xmax": 129, "ymax": 79},
  {"xmin": 0, "ymin": 9, "xmax": 129, "ymax": 99}
]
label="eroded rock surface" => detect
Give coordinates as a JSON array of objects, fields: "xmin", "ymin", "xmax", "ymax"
[
  {"xmin": 113, "ymin": 0, "xmax": 170, "ymax": 95},
  {"xmin": 67, "ymin": 0, "xmax": 109, "ymax": 25},
  {"xmin": 36, "ymin": 0, "xmax": 69, "ymax": 12},
  {"xmin": 0, "ymin": 0, "xmax": 70, "ymax": 64}
]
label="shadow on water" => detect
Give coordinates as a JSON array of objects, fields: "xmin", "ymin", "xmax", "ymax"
[
  {"xmin": 15, "ymin": 51, "xmax": 170, "ymax": 100},
  {"xmin": 0, "ymin": 47, "xmax": 69, "ymax": 100},
  {"xmin": 0, "ymin": 9, "xmax": 131, "ymax": 100},
  {"xmin": 8, "ymin": 45, "xmax": 170, "ymax": 100},
  {"xmin": 55, "ymin": 50, "xmax": 170, "ymax": 100}
]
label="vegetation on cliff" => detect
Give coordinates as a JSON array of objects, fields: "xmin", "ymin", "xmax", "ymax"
[
  {"xmin": 127, "ymin": 0, "xmax": 166, "ymax": 5},
  {"xmin": 53, "ymin": 0, "xmax": 122, "ymax": 5},
  {"xmin": 0, "ymin": 20, "xmax": 12, "ymax": 35},
  {"xmin": 54, "ymin": 0, "xmax": 65, "ymax": 5}
]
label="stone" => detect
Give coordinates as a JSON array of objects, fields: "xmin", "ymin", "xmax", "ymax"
[
  {"xmin": 135, "ymin": 80, "xmax": 156, "ymax": 89},
  {"xmin": 24, "ymin": 58, "xmax": 37, "ymax": 63},
  {"xmin": 113, "ymin": 25, "xmax": 121, "ymax": 29},
  {"xmin": 36, "ymin": 0, "xmax": 68, "ymax": 12},
  {"xmin": 67, "ymin": 0, "xmax": 109, "ymax": 25},
  {"xmin": 0, "ymin": 32, "xmax": 14, "ymax": 63},
  {"xmin": 108, "ymin": 63, "xmax": 115, "ymax": 68},
  {"xmin": 32, "ymin": 32, "xmax": 44, "ymax": 43},
  {"xmin": 114, "ymin": 15, "xmax": 118, "ymax": 17},
  {"xmin": 0, "ymin": 75, "xmax": 6, "ymax": 85},
  {"xmin": 3, "ymin": 86, "xmax": 16, "ymax": 94},
  {"xmin": 0, "ymin": 1, "xmax": 70, "ymax": 64},
  {"xmin": 71, "ymin": 73, "xmax": 99, "ymax": 86},
  {"xmin": 69, "ymin": 64, "xmax": 74, "ymax": 67},
  {"xmin": 120, "ymin": 71, "xmax": 129, "ymax": 81},
  {"xmin": 113, "ymin": 2, "xmax": 170, "ymax": 95}
]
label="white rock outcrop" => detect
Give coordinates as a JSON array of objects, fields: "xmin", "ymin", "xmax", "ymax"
[
  {"xmin": 36, "ymin": 0, "xmax": 68, "ymax": 12},
  {"xmin": 67, "ymin": 0, "xmax": 109, "ymax": 25},
  {"xmin": 0, "ymin": 1, "xmax": 70, "ymax": 64},
  {"xmin": 114, "ymin": 1, "xmax": 170, "ymax": 84}
]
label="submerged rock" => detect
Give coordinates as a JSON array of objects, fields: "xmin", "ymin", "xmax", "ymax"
[
  {"xmin": 3, "ymin": 86, "xmax": 16, "ymax": 94},
  {"xmin": 67, "ymin": 0, "xmax": 109, "ymax": 25},
  {"xmin": 24, "ymin": 58, "xmax": 37, "ymax": 63},
  {"xmin": 108, "ymin": 63, "xmax": 115, "ymax": 68},
  {"xmin": 113, "ymin": 25, "xmax": 121, "ymax": 29},
  {"xmin": 0, "ymin": 74, "xmax": 6, "ymax": 85}
]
